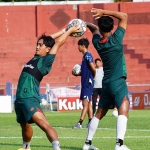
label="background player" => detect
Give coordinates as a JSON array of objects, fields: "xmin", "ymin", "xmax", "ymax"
[
  {"xmin": 92, "ymin": 58, "xmax": 103, "ymax": 115},
  {"xmin": 72, "ymin": 38, "xmax": 96, "ymax": 128}
]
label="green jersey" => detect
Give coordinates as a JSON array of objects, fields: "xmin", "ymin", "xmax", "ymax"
[
  {"xmin": 16, "ymin": 54, "xmax": 56, "ymax": 100},
  {"xmin": 92, "ymin": 27, "xmax": 127, "ymax": 83}
]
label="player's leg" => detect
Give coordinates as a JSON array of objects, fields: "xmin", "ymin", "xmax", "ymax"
[
  {"xmin": 15, "ymin": 100, "xmax": 32, "ymax": 150},
  {"xmin": 83, "ymin": 90, "xmax": 110, "ymax": 150},
  {"xmin": 87, "ymin": 101, "xmax": 93, "ymax": 123},
  {"xmin": 112, "ymin": 78, "xmax": 130, "ymax": 150},
  {"xmin": 92, "ymin": 88, "xmax": 98, "ymax": 115},
  {"xmin": 74, "ymin": 98, "xmax": 89, "ymax": 128},
  {"xmin": 19, "ymin": 123, "xmax": 33, "ymax": 150},
  {"xmin": 83, "ymin": 108, "xmax": 108, "ymax": 150},
  {"xmin": 74, "ymin": 87, "xmax": 93, "ymax": 128},
  {"xmin": 115, "ymin": 101, "xmax": 130, "ymax": 150},
  {"xmin": 32, "ymin": 112, "xmax": 61, "ymax": 150}
]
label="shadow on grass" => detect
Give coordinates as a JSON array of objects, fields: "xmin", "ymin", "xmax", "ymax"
[{"xmin": 0, "ymin": 143, "xmax": 80, "ymax": 150}]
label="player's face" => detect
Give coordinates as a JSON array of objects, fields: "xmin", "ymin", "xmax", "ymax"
[
  {"xmin": 78, "ymin": 45, "xmax": 83, "ymax": 52},
  {"xmin": 96, "ymin": 60, "xmax": 102, "ymax": 68},
  {"xmin": 36, "ymin": 39, "xmax": 50, "ymax": 56}
]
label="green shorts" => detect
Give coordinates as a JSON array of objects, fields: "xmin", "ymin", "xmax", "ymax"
[
  {"xmin": 98, "ymin": 77, "xmax": 129, "ymax": 109},
  {"xmin": 15, "ymin": 97, "xmax": 44, "ymax": 124}
]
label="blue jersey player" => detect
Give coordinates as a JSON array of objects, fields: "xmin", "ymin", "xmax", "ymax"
[{"xmin": 72, "ymin": 38, "xmax": 96, "ymax": 128}]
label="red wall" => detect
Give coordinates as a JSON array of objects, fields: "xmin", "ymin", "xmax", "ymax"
[{"xmin": 0, "ymin": 2, "xmax": 150, "ymax": 92}]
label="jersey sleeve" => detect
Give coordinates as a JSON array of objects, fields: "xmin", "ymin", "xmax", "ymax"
[
  {"xmin": 84, "ymin": 52, "xmax": 93, "ymax": 63},
  {"xmin": 112, "ymin": 27, "xmax": 126, "ymax": 44},
  {"xmin": 92, "ymin": 34, "xmax": 101, "ymax": 50},
  {"xmin": 38, "ymin": 54, "xmax": 56, "ymax": 75},
  {"xmin": 42, "ymin": 54, "xmax": 56, "ymax": 67}
]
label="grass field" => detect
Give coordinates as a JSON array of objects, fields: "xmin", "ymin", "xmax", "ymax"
[{"xmin": 0, "ymin": 110, "xmax": 150, "ymax": 150}]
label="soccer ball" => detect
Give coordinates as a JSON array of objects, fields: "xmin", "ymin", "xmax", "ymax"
[
  {"xmin": 112, "ymin": 109, "xmax": 118, "ymax": 117},
  {"xmin": 41, "ymin": 98, "xmax": 47, "ymax": 106},
  {"xmin": 67, "ymin": 19, "xmax": 86, "ymax": 37},
  {"xmin": 73, "ymin": 64, "xmax": 81, "ymax": 75}
]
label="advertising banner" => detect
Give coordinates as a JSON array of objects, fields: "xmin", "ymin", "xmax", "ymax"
[
  {"xmin": 58, "ymin": 97, "xmax": 82, "ymax": 111},
  {"xmin": 132, "ymin": 92, "xmax": 150, "ymax": 110},
  {"xmin": 0, "ymin": 96, "xmax": 12, "ymax": 113},
  {"xmin": 51, "ymin": 87, "xmax": 80, "ymax": 97}
]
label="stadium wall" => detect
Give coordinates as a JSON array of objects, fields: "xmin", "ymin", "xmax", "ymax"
[{"xmin": 0, "ymin": 2, "xmax": 150, "ymax": 92}]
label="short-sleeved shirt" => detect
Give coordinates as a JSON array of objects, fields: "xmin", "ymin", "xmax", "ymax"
[
  {"xmin": 16, "ymin": 54, "xmax": 56, "ymax": 101},
  {"xmin": 81, "ymin": 51, "xmax": 94, "ymax": 88},
  {"xmin": 92, "ymin": 27, "xmax": 127, "ymax": 83},
  {"xmin": 80, "ymin": 51, "xmax": 94, "ymax": 101},
  {"xmin": 93, "ymin": 67, "xmax": 104, "ymax": 88}
]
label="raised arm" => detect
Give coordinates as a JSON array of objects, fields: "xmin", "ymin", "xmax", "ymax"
[
  {"xmin": 50, "ymin": 28, "xmax": 66, "ymax": 40},
  {"xmin": 91, "ymin": 8, "xmax": 128, "ymax": 30},
  {"xmin": 86, "ymin": 22, "xmax": 100, "ymax": 35},
  {"xmin": 49, "ymin": 25, "xmax": 81, "ymax": 54}
]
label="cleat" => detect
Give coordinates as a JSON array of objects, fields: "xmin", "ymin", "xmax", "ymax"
[
  {"xmin": 83, "ymin": 143, "xmax": 99, "ymax": 150},
  {"xmin": 73, "ymin": 123, "xmax": 82, "ymax": 129},
  {"xmin": 115, "ymin": 145, "xmax": 130, "ymax": 150}
]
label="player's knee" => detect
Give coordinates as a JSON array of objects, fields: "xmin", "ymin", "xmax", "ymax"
[{"xmin": 20, "ymin": 123, "xmax": 31, "ymax": 130}]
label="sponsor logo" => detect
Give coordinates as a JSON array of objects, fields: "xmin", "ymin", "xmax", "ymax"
[
  {"xmin": 133, "ymin": 96, "xmax": 140, "ymax": 106},
  {"xmin": 24, "ymin": 64, "xmax": 34, "ymax": 69},
  {"xmin": 58, "ymin": 98, "xmax": 83, "ymax": 111},
  {"xmin": 144, "ymin": 94, "xmax": 150, "ymax": 106}
]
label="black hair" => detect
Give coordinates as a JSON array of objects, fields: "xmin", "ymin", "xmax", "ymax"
[
  {"xmin": 37, "ymin": 34, "xmax": 55, "ymax": 48},
  {"xmin": 97, "ymin": 16, "xmax": 114, "ymax": 32},
  {"xmin": 78, "ymin": 38, "xmax": 89, "ymax": 49},
  {"xmin": 95, "ymin": 58, "xmax": 101, "ymax": 63}
]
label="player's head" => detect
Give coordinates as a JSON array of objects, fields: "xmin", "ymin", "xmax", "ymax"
[
  {"xmin": 36, "ymin": 34, "xmax": 55, "ymax": 56},
  {"xmin": 97, "ymin": 16, "xmax": 114, "ymax": 34},
  {"xmin": 95, "ymin": 58, "xmax": 102, "ymax": 68},
  {"xmin": 78, "ymin": 38, "xmax": 89, "ymax": 52}
]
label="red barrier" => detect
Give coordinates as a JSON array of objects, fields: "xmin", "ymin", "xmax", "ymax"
[{"xmin": 0, "ymin": 2, "xmax": 150, "ymax": 89}]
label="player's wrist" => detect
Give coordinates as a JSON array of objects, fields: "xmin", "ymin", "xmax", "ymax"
[
  {"xmin": 61, "ymin": 28, "xmax": 66, "ymax": 34},
  {"xmin": 101, "ymin": 9, "xmax": 106, "ymax": 16}
]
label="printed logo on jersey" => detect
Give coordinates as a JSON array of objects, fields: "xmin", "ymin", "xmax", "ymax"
[
  {"xmin": 30, "ymin": 107, "xmax": 34, "ymax": 111},
  {"xmin": 24, "ymin": 64, "xmax": 34, "ymax": 69},
  {"xmin": 85, "ymin": 54, "xmax": 93, "ymax": 62}
]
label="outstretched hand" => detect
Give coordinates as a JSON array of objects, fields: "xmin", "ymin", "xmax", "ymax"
[
  {"xmin": 68, "ymin": 24, "xmax": 82, "ymax": 34},
  {"xmin": 91, "ymin": 8, "xmax": 103, "ymax": 19}
]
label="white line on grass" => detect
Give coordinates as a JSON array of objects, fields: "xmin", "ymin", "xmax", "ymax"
[
  {"xmin": 0, "ymin": 136, "xmax": 150, "ymax": 139},
  {"xmin": 2, "ymin": 125, "xmax": 150, "ymax": 132},
  {"xmin": 52, "ymin": 126, "xmax": 150, "ymax": 132}
]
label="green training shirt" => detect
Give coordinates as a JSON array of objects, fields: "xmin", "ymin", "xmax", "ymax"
[
  {"xmin": 92, "ymin": 27, "xmax": 127, "ymax": 83},
  {"xmin": 16, "ymin": 54, "xmax": 56, "ymax": 100}
]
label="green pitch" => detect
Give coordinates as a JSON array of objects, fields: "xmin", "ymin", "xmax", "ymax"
[{"xmin": 0, "ymin": 110, "xmax": 150, "ymax": 150}]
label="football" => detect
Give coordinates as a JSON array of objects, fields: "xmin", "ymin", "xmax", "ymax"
[
  {"xmin": 67, "ymin": 19, "xmax": 86, "ymax": 37},
  {"xmin": 112, "ymin": 108, "xmax": 118, "ymax": 117},
  {"xmin": 73, "ymin": 64, "xmax": 81, "ymax": 75}
]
